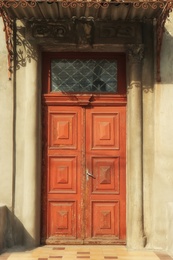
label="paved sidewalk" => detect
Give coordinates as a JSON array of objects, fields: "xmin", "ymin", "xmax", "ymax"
[{"xmin": 0, "ymin": 246, "xmax": 173, "ymax": 260}]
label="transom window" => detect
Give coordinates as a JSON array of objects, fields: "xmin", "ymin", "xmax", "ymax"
[{"xmin": 51, "ymin": 59, "xmax": 117, "ymax": 93}]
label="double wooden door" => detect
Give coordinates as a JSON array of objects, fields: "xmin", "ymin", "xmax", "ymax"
[{"xmin": 44, "ymin": 104, "xmax": 126, "ymax": 244}]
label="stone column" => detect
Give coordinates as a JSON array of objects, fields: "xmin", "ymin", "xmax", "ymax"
[{"xmin": 126, "ymin": 44, "xmax": 145, "ymax": 248}]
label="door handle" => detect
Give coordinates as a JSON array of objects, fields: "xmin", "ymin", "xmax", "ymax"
[{"xmin": 86, "ymin": 169, "xmax": 96, "ymax": 179}]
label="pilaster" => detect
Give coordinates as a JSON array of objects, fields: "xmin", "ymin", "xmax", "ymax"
[{"xmin": 126, "ymin": 44, "xmax": 145, "ymax": 248}]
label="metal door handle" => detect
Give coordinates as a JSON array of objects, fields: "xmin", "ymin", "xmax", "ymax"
[{"xmin": 86, "ymin": 169, "xmax": 96, "ymax": 179}]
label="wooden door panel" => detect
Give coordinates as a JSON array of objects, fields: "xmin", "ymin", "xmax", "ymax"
[
  {"xmin": 92, "ymin": 201, "xmax": 119, "ymax": 238},
  {"xmin": 48, "ymin": 156, "xmax": 77, "ymax": 193},
  {"xmin": 91, "ymin": 112, "xmax": 120, "ymax": 149},
  {"xmin": 85, "ymin": 106, "xmax": 126, "ymax": 243},
  {"xmin": 49, "ymin": 201, "xmax": 77, "ymax": 238},
  {"xmin": 47, "ymin": 106, "xmax": 83, "ymax": 242},
  {"xmin": 91, "ymin": 157, "xmax": 120, "ymax": 194},
  {"xmin": 49, "ymin": 112, "xmax": 77, "ymax": 149}
]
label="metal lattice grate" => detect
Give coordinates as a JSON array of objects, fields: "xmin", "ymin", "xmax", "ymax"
[{"xmin": 51, "ymin": 59, "xmax": 117, "ymax": 93}]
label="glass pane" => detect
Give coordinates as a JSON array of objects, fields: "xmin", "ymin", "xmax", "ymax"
[{"xmin": 51, "ymin": 59, "xmax": 117, "ymax": 93}]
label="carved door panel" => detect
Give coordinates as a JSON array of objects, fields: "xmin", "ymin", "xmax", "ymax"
[
  {"xmin": 46, "ymin": 106, "xmax": 84, "ymax": 244},
  {"xmin": 45, "ymin": 105, "xmax": 126, "ymax": 244},
  {"xmin": 85, "ymin": 106, "xmax": 126, "ymax": 243}
]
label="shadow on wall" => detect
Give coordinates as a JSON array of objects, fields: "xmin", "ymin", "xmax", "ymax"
[
  {"xmin": 14, "ymin": 25, "xmax": 38, "ymax": 71},
  {"xmin": 0, "ymin": 206, "xmax": 37, "ymax": 253},
  {"xmin": 160, "ymin": 27, "xmax": 173, "ymax": 83}
]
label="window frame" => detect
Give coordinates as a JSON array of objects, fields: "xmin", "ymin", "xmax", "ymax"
[{"xmin": 42, "ymin": 52, "xmax": 127, "ymax": 95}]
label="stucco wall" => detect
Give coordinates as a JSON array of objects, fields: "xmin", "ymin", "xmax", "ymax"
[
  {"xmin": 150, "ymin": 13, "xmax": 173, "ymax": 255},
  {"xmin": 0, "ymin": 20, "xmax": 13, "ymax": 209},
  {"xmin": 0, "ymin": 19, "xmax": 41, "ymax": 249},
  {"xmin": 13, "ymin": 20, "xmax": 41, "ymax": 247},
  {"xmin": 0, "ymin": 19, "xmax": 14, "ymax": 250}
]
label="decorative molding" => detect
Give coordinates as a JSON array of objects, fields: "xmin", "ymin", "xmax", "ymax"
[
  {"xmin": 127, "ymin": 45, "xmax": 144, "ymax": 91},
  {"xmin": 26, "ymin": 18, "xmax": 95, "ymax": 46},
  {"xmin": 42, "ymin": 94, "xmax": 127, "ymax": 106},
  {"xmin": 26, "ymin": 20, "xmax": 139, "ymax": 48},
  {"xmin": 100, "ymin": 24, "xmax": 136, "ymax": 39},
  {"xmin": 32, "ymin": 23, "xmax": 68, "ymax": 39},
  {"xmin": 0, "ymin": 0, "xmax": 172, "ymax": 9},
  {"xmin": 127, "ymin": 44, "xmax": 144, "ymax": 63},
  {"xmin": 133, "ymin": 1, "xmax": 168, "ymax": 9},
  {"xmin": 72, "ymin": 16, "xmax": 94, "ymax": 47},
  {"xmin": 0, "ymin": 0, "xmax": 37, "ymax": 8}
]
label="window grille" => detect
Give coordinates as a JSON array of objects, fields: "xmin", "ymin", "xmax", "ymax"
[{"xmin": 51, "ymin": 59, "xmax": 117, "ymax": 93}]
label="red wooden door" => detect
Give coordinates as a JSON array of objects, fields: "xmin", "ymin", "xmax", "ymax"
[
  {"xmin": 44, "ymin": 105, "xmax": 126, "ymax": 244},
  {"xmin": 41, "ymin": 52, "xmax": 126, "ymax": 244}
]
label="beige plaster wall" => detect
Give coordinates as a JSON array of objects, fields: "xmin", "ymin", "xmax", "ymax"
[
  {"xmin": 150, "ymin": 13, "xmax": 173, "ymax": 255},
  {"xmin": 0, "ymin": 19, "xmax": 14, "ymax": 250},
  {"xmin": 13, "ymin": 20, "xmax": 41, "ymax": 247},
  {"xmin": 0, "ymin": 19, "xmax": 41, "ymax": 249},
  {"xmin": 0, "ymin": 20, "xmax": 13, "ymax": 209}
]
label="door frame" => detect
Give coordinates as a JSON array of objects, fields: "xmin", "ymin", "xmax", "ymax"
[{"xmin": 41, "ymin": 52, "xmax": 127, "ymax": 244}]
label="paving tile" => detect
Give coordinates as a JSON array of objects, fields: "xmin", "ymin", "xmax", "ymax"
[
  {"xmin": 8, "ymin": 258, "xmax": 38, "ymax": 260},
  {"xmin": 34, "ymin": 255, "xmax": 50, "ymax": 258},
  {"xmin": 63, "ymin": 252, "xmax": 76, "ymax": 255},
  {"xmin": 49, "ymin": 257, "xmax": 63, "ymax": 258},
  {"xmin": 77, "ymin": 257, "xmax": 90, "ymax": 259},
  {"xmin": 118, "ymin": 256, "xmax": 159, "ymax": 260},
  {"xmin": 7, "ymin": 257, "xmax": 25, "ymax": 259},
  {"xmin": 89, "ymin": 258, "xmax": 105, "ymax": 260},
  {"xmin": 96, "ymin": 254, "xmax": 117, "ymax": 259},
  {"xmin": 52, "ymin": 248, "xmax": 65, "ymax": 250},
  {"xmin": 104, "ymin": 257, "xmax": 118, "ymax": 259},
  {"xmin": 77, "ymin": 252, "xmax": 90, "ymax": 254},
  {"xmin": 90, "ymin": 253, "xmax": 103, "ymax": 256}
]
